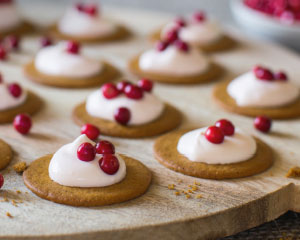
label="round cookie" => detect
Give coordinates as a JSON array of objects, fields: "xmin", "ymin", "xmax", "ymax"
[
  {"xmin": 73, "ymin": 103, "xmax": 182, "ymax": 138},
  {"xmin": 0, "ymin": 139, "xmax": 13, "ymax": 170},
  {"xmin": 23, "ymin": 154, "xmax": 151, "ymax": 207},
  {"xmin": 128, "ymin": 55, "xmax": 224, "ymax": 84},
  {"xmin": 0, "ymin": 21, "xmax": 34, "ymax": 38},
  {"xmin": 149, "ymin": 29, "xmax": 237, "ymax": 53},
  {"xmin": 24, "ymin": 61, "xmax": 121, "ymax": 88},
  {"xmin": 154, "ymin": 129, "xmax": 273, "ymax": 180},
  {"xmin": 213, "ymin": 80, "xmax": 300, "ymax": 119},
  {"xmin": 49, "ymin": 24, "xmax": 131, "ymax": 44},
  {"xmin": 0, "ymin": 91, "xmax": 43, "ymax": 124}
]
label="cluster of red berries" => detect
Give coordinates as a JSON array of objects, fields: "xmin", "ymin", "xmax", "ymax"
[
  {"xmin": 101, "ymin": 79, "xmax": 153, "ymax": 125},
  {"xmin": 76, "ymin": 3, "xmax": 99, "ymax": 17},
  {"xmin": 244, "ymin": 0, "xmax": 300, "ymax": 24},
  {"xmin": 205, "ymin": 117, "xmax": 272, "ymax": 144},
  {"xmin": 77, "ymin": 124, "xmax": 119, "ymax": 175},
  {"xmin": 253, "ymin": 65, "xmax": 288, "ymax": 81},
  {"xmin": 0, "ymin": 34, "xmax": 21, "ymax": 61}
]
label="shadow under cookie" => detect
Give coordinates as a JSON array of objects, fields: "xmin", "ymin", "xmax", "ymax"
[
  {"xmin": 128, "ymin": 55, "xmax": 224, "ymax": 85},
  {"xmin": 23, "ymin": 154, "xmax": 151, "ymax": 207},
  {"xmin": 0, "ymin": 139, "xmax": 13, "ymax": 170},
  {"xmin": 72, "ymin": 103, "xmax": 182, "ymax": 138},
  {"xmin": 49, "ymin": 24, "xmax": 132, "ymax": 44},
  {"xmin": 0, "ymin": 91, "xmax": 43, "ymax": 124},
  {"xmin": 0, "ymin": 21, "xmax": 35, "ymax": 38},
  {"xmin": 149, "ymin": 29, "xmax": 237, "ymax": 53},
  {"xmin": 24, "ymin": 61, "xmax": 121, "ymax": 88},
  {"xmin": 154, "ymin": 129, "xmax": 273, "ymax": 180},
  {"xmin": 213, "ymin": 80, "xmax": 300, "ymax": 119}
]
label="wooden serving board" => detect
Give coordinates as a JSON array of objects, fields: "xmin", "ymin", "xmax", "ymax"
[{"xmin": 0, "ymin": 4, "xmax": 300, "ymax": 240}]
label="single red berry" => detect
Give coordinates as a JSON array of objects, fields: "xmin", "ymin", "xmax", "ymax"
[
  {"xmin": 215, "ymin": 119, "xmax": 235, "ymax": 136},
  {"xmin": 84, "ymin": 4, "xmax": 98, "ymax": 16},
  {"xmin": 164, "ymin": 29, "xmax": 178, "ymax": 43},
  {"xmin": 274, "ymin": 71, "xmax": 288, "ymax": 81},
  {"xmin": 0, "ymin": 46, "xmax": 7, "ymax": 60},
  {"xmin": 156, "ymin": 41, "xmax": 169, "ymax": 52},
  {"xmin": 124, "ymin": 84, "xmax": 144, "ymax": 99},
  {"xmin": 138, "ymin": 78, "xmax": 153, "ymax": 92},
  {"xmin": 102, "ymin": 83, "xmax": 120, "ymax": 99},
  {"xmin": 99, "ymin": 154, "xmax": 119, "ymax": 175},
  {"xmin": 77, "ymin": 142, "xmax": 96, "ymax": 162},
  {"xmin": 253, "ymin": 65, "xmax": 274, "ymax": 81},
  {"xmin": 174, "ymin": 40, "xmax": 189, "ymax": 52},
  {"xmin": 8, "ymin": 83, "xmax": 22, "ymax": 98},
  {"xmin": 116, "ymin": 81, "xmax": 131, "ymax": 92},
  {"xmin": 0, "ymin": 174, "xmax": 4, "ymax": 189},
  {"xmin": 66, "ymin": 41, "xmax": 80, "ymax": 54},
  {"xmin": 81, "ymin": 124, "xmax": 100, "ymax": 140},
  {"xmin": 174, "ymin": 17, "xmax": 186, "ymax": 27},
  {"xmin": 13, "ymin": 114, "xmax": 32, "ymax": 135},
  {"xmin": 6, "ymin": 35, "xmax": 19, "ymax": 50},
  {"xmin": 95, "ymin": 140, "xmax": 115, "ymax": 154},
  {"xmin": 205, "ymin": 126, "xmax": 224, "ymax": 144},
  {"xmin": 254, "ymin": 116, "xmax": 272, "ymax": 133},
  {"xmin": 75, "ymin": 3, "xmax": 84, "ymax": 12},
  {"xmin": 193, "ymin": 11, "xmax": 206, "ymax": 22},
  {"xmin": 114, "ymin": 107, "xmax": 131, "ymax": 125},
  {"xmin": 40, "ymin": 36, "xmax": 52, "ymax": 48}
]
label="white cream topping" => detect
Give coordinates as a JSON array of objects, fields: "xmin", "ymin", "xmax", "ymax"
[
  {"xmin": 86, "ymin": 88, "xmax": 165, "ymax": 125},
  {"xmin": 227, "ymin": 71, "xmax": 299, "ymax": 107},
  {"xmin": 0, "ymin": 83, "xmax": 27, "ymax": 111},
  {"xmin": 139, "ymin": 45, "xmax": 209, "ymax": 76},
  {"xmin": 161, "ymin": 19, "xmax": 222, "ymax": 46},
  {"xmin": 58, "ymin": 7, "xmax": 116, "ymax": 38},
  {"xmin": 34, "ymin": 42, "xmax": 102, "ymax": 78},
  {"xmin": 177, "ymin": 127, "xmax": 257, "ymax": 164},
  {"xmin": 49, "ymin": 135, "xmax": 126, "ymax": 188},
  {"xmin": 0, "ymin": 3, "xmax": 21, "ymax": 32}
]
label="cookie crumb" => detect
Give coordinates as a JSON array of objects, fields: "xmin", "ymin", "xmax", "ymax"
[
  {"xmin": 177, "ymin": 179, "xmax": 183, "ymax": 183},
  {"xmin": 185, "ymin": 194, "xmax": 191, "ymax": 199},
  {"xmin": 6, "ymin": 212, "xmax": 13, "ymax": 218},
  {"xmin": 286, "ymin": 167, "xmax": 300, "ymax": 178},
  {"xmin": 11, "ymin": 200, "xmax": 18, "ymax": 207},
  {"xmin": 174, "ymin": 191, "xmax": 180, "ymax": 196},
  {"xmin": 191, "ymin": 185, "xmax": 198, "ymax": 191},
  {"xmin": 196, "ymin": 194, "xmax": 202, "ymax": 199},
  {"xmin": 13, "ymin": 162, "xmax": 27, "ymax": 174},
  {"xmin": 168, "ymin": 184, "xmax": 175, "ymax": 190},
  {"xmin": 194, "ymin": 181, "xmax": 201, "ymax": 186},
  {"xmin": 187, "ymin": 189, "xmax": 194, "ymax": 194},
  {"xmin": 16, "ymin": 190, "xmax": 21, "ymax": 194}
]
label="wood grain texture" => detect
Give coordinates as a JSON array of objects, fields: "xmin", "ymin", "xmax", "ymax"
[{"xmin": 0, "ymin": 6, "xmax": 299, "ymax": 240}]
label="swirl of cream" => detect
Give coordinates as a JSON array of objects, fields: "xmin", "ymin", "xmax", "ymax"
[
  {"xmin": 177, "ymin": 127, "xmax": 256, "ymax": 164},
  {"xmin": 49, "ymin": 134, "xmax": 126, "ymax": 187}
]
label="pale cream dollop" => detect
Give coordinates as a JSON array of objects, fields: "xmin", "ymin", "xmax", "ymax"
[
  {"xmin": 34, "ymin": 42, "xmax": 102, "ymax": 78},
  {"xmin": 0, "ymin": 3, "xmax": 21, "ymax": 32},
  {"xmin": 49, "ymin": 135, "xmax": 126, "ymax": 188},
  {"xmin": 139, "ymin": 45, "xmax": 209, "ymax": 76},
  {"xmin": 0, "ymin": 83, "xmax": 27, "ymax": 111},
  {"xmin": 227, "ymin": 71, "xmax": 299, "ymax": 107},
  {"xmin": 177, "ymin": 127, "xmax": 256, "ymax": 164},
  {"xmin": 86, "ymin": 88, "xmax": 165, "ymax": 125},
  {"xmin": 58, "ymin": 7, "xmax": 116, "ymax": 38}
]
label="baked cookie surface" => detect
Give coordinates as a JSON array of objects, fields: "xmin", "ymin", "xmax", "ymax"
[
  {"xmin": 23, "ymin": 154, "xmax": 151, "ymax": 207},
  {"xmin": 49, "ymin": 24, "xmax": 131, "ymax": 44},
  {"xmin": 0, "ymin": 139, "xmax": 13, "ymax": 170},
  {"xmin": 73, "ymin": 102, "xmax": 182, "ymax": 138},
  {"xmin": 0, "ymin": 91, "xmax": 43, "ymax": 124},
  {"xmin": 213, "ymin": 80, "xmax": 300, "ymax": 119},
  {"xmin": 128, "ymin": 55, "xmax": 224, "ymax": 84},
  {"xmin": 0, "ymin": 21, "xmax": 34, "ymax": 38},
  {"xmin": 154, "ymin": 129, "xmax": 273, "ymax": 180},
  {"xmin": 24, "ymin": 60, "xmax": 121, "ymax": 88}
]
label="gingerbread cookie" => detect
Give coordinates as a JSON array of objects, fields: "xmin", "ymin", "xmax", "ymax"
[
  {"xmin": 23, "ymin": 41, "xmax": 121, "ymax": 88},
  {"xmin": 0, "ymin": 139, "xmax": 13, "ymax": 170},
  {"xmin": 154, "ymin": 121, "xmax": 273, "ymax": 180},
  {"xmin": 48, "ymin": 3, "xmax": 131, "ymax": 44},
  {"xmin": 0, "ymin": 21, "xmax": 34, "ymax": 39},
  {"xmin": 213, "ymin": 66, "xmax": 300, "ymax": 119},
  {"xmin": 73, "ymin": 80, "xmax": 182, "ymax": 138},
  {"xmin": 23, "ymin": 135, "xmax": 151, "ymax": 207}
]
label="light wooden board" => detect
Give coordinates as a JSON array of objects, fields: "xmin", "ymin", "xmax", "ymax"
[{"xmin": 0, "ymin": 4, "xmax": 300, "ymax": 240}]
